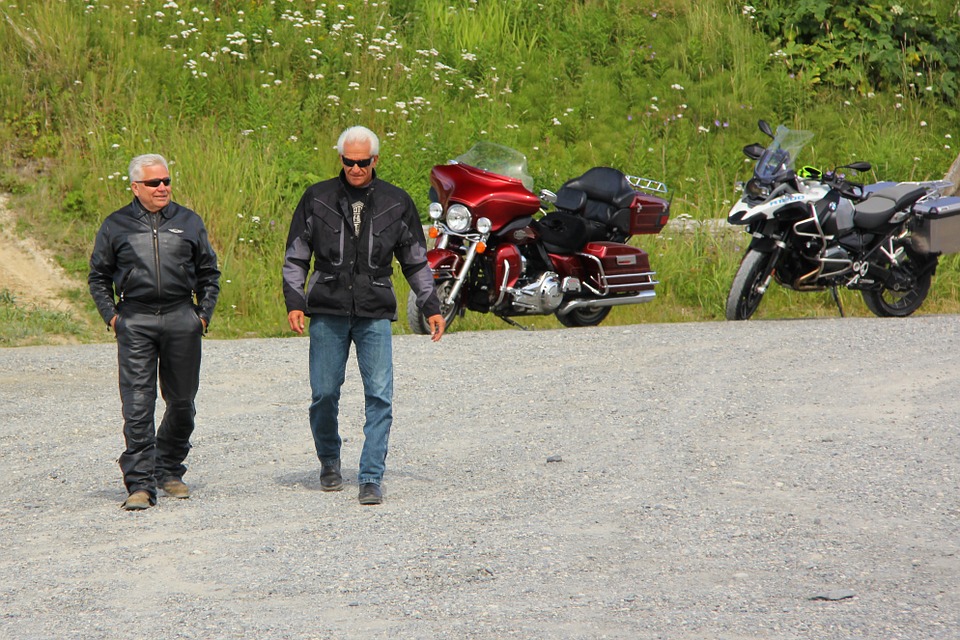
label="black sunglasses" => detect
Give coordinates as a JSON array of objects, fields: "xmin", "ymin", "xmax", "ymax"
[
  {"xmin": 136, "ymin": 177, "xmax": 171, "ymax": 187},
  {"xmin": 341, "ymin": 156, "xmax": 374, "ymax": 168}
]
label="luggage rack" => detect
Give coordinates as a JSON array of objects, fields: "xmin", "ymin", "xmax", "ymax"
[{"xmin": 626, "ymin": 175, "xmax": 669, "ymax": 195}]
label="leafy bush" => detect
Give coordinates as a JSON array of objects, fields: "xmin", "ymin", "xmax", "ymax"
[{"xmin": 751, "ymin": 0, "xmax": 960, "ymax": 99}]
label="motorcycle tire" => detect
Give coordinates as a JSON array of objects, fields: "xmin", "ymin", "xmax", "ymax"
[
  {"xmin": 725, "ymin": 249, "xmax": 776, "ymax": 321},
  {"xmin": 555, "ymin": 305, "xmax": 611, "ymax": 327},
  {"xmin": 860, "ymin": 256, "xmax": 934, "ymax": 318},
  {"xmin": 406, "ymin": 279, "xmax": 460, "ymax": 334}
]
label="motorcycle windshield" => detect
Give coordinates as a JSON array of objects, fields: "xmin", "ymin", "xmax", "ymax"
[
  {"xmin": 755, "ymin": 125, "xmax": 815, "ymax": 181},
  {"xmin": 452, "ymin": 142, "xmax": 535, "ymax": 191}
]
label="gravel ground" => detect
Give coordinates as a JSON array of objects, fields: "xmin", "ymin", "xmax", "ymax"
[{"xmin": 1, "ymin": 316, "xmax": 958, "ymax": 639}]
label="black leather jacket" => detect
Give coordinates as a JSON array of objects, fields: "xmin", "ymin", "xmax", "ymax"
[
  {"xmin": 88, "ymin": 198, "xmax": 220, "ymax": 326},
  {"xmin": 282, "ymin": 170, "xmax": 441, "ymax": 320}
]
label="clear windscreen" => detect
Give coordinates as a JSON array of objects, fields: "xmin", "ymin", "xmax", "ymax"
[
  {"xmin": 453, "ymin": 142, "xmax": 534, "ymax": 191},
  {"xmin": 756, "ymin": 125, "xmax": 815, "ymax": 181}
]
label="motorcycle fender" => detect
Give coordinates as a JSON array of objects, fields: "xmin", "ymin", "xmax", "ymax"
[
  {"xmin": 426, "ymin": 248, "xmax": 462, "ymax": 276},
  {"xmin": 748, "ymin": 236, "xmax": 780, "ymax": 253}
]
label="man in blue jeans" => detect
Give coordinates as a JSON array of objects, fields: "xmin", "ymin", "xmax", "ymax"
[{"xmin": 282, "ymin": 126, "xmax": 445, "ymax": 505}]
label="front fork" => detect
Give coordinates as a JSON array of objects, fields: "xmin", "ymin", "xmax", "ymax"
[{"xmin": 435, "ymin": 227, "xmax": 489, "ymax": 306}]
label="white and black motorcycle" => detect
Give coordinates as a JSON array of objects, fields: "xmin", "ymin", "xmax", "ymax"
[{"xmin": 725, "ymin": 119, "xmax": 958, "ymax": 320}]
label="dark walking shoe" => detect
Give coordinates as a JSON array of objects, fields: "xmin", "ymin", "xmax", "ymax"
[
  {"xmin": 358, "ymin": 483, "xmax": 383, "ymax": 505},
  {"xmin": 160, "ymin": 477, "xmax": 191, "ymax": 499},
  {"xmin": 320, "ymin": 459, "xmax": 343, "ymax": 492},
  {"xmin": 122, "ymin": 490, "xmax": 152, "ymax": 511}
]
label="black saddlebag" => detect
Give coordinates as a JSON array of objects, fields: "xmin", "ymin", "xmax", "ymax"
[{"xmin": 532, "ymin": 212, "xmax": 588, "ymax": 254}]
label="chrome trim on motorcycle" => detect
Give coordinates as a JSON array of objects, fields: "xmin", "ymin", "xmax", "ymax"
[
  {"xmin": 576, "ymin": 251, "xmax": 658, "ymax": 295},
  {"xmin": 434, "ymin": 222, "xmax": 489, "ymax": 306},
  {"xmin": 556, "ymin": 291, "xmax": 657, "ymax": 315},
  {"xmin": 626, "ymin": 175, "xmax": 668, "ymax": 195}
]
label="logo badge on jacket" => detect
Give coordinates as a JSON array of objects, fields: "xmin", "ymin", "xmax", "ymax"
[{"xmin": 168, "ymin": 228, "xmax": 184, "ymax": 234}]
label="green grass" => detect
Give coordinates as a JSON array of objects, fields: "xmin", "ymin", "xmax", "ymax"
[
  {"xmin": 1, "ymin": 0, "xmax": 959, "ymax": 342},
  {"xmin": 0, "ymin": 290, "xmax": 96, "ymax": 346}
]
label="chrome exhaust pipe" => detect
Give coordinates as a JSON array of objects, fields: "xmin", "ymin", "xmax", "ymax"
[{"xmin": 556, "ymin": 291, "xmax": 656, "ymax": 316}]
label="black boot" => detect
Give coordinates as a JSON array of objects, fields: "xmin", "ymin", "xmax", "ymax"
[{"xmin": 320, "ymin": 458, "xmax": 343, "ymax": 491}]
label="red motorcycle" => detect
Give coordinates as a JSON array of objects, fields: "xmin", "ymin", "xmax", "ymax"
[{"xmin": 407, "ymin": 142, "xmax": 671, "ymax": 332}]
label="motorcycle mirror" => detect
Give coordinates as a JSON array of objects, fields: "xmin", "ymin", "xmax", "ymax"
[
  {"xmin": 758, "ymin": 119, "xmax": 774, "ymax": 138},
  {"xmin": 540, "ymin": 188, "xmax": 558, "ymax": 204},
  {"xmin": 839, "ymin": 161, "xmax": 872, "ymax": 172},
  {"xmin": 743, "ymin": 143, "xmax": 765, "ymax": 160}
]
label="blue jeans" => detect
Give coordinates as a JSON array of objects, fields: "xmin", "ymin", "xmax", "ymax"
[{"xmin": 308, "ymin": 314, "xmax": 393, "ymax": 485}]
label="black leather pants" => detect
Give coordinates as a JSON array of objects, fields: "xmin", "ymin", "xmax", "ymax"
[{"xmin": 115, "ymin": 305, "xmax": 204, "ymax": 500}]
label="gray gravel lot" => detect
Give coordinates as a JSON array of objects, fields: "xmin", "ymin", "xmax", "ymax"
[{"xmin": 1, "ymin": 317, "xmax": 958, "ymax": 639}]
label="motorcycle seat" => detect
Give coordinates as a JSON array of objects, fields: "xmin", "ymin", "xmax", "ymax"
[
  {"xmin": 554, "ymin": 186, "xmax": 588, "ymax": 213},
  {"xmin": 853, "ymin": 183, "xmax": 927, "ymax": 229},
  {"xmin": 562, "ymin": 167, "xmax": 636, "ymax": 209},
  {"xmin": 532, "ymin": 212, "xmax": 588, "ymax": 254}
]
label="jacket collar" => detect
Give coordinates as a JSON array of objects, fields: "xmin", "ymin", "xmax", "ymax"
[
  {"xmin": 337, "ymin": 168, "xmax": 378, "ymax": 192},
  {"xmin": 132, "ymin": 197, "xmax": 171, "ymax": 219}
]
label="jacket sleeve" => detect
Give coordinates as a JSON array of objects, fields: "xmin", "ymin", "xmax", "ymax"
[
  {"xmin": 194, "ymin": 219, "xmax": 221, "ymax": 325},
  {"xmin": 282, "ymin": 191, "xmax": 314, "ymax": 313},
  {"xmin": 395, "ymin": 194, "xmax": 441, "ymax": 318},
  {"xmin": 87, "ymin": 220, "xmax": 118, "ymax": 325}
]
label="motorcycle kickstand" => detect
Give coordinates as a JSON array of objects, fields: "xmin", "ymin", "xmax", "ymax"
[
  {"xmin": 496, "ymin": 314, "xmax": 533, "ymax": 331},
  {"xmin": 830, "ymin": 287, "xmax": 846, "ymax": 318}
]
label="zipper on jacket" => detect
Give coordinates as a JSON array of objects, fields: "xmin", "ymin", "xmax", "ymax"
[{"xmin": 151, "ymin": 212, "xmax": 162, "ymax": 311}]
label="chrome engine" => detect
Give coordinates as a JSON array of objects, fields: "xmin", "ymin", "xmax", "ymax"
[{"xmin": 506, "ymin": 272, "xmax": 563, "ymax": 314}]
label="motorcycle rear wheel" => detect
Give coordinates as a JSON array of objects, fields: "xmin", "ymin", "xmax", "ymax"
[
  {"xmin": 555, "ymin": 305, "xmax": 611, "ymax": 327},
  {"xmin": 725, "ymin": 249, "xmax": 776, "ymax": 321},
  {"xmin": 860, "ymin": 257, "xmax": 934, "ymax": 318},
  {"xmin": 407, "ymin": 279, "xmax": 460, "ymax": 334}
]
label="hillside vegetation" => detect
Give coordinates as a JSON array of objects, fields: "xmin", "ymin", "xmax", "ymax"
[{"xmin": 2, "ymin": 0, "xmax": 959, "ymax": 341}]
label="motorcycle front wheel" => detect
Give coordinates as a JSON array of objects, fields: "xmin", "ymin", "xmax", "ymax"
[
  {"xmin": 725, "ymin": 249, "xmax": 776, "ymax": 321},
  {"xmin": 860, "ymin": 255, "xmax": 935, "ymax": 317},
  {"xmin": 407, "ymin": 279, "xmax": 461, "ymax": 334},
  {"xmin": 555, "ymin": 305, "xmax": 611, "ymax": 327}
]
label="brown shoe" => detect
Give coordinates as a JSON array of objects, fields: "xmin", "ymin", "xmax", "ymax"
[
  {"xmin": 122, "ymin": 490, "xmax": 152, "ymax": 511},
  {"xmin": 161, "ymin": 477, "xmax": 191, "ymax": 499}
]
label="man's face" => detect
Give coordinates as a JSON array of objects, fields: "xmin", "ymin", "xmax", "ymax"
[
  {"xmin": 341, "ymin": 139, "xmax": 378, "ymax": 188},
  {"xmin": 130, "ymin": 164, "xmax": 171, "ymax": 212}
]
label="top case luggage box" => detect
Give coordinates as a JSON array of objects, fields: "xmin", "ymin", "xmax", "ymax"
[
  {"xmin": 580, "ymin": 242, "xmax": 655, "ymax": 293},
  {"xmin": 912, "ymin": 196, "xmax": 960, "ymax": 254},
  {"xmin": 628, "ymin": 193, "xmax": 671, "ymax": 235}
]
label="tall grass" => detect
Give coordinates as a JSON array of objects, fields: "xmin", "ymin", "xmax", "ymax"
[{"xmin": 1, "ymin": 0, "xmax": 958, "ymax": 341}]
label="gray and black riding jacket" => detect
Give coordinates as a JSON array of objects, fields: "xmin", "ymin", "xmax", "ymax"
[
  {"xmin": 282, "ymin": 170, "xmax": 441, "ymax": 320},
  {"xmin": 88, "ymin": 198, "xmax": 221, "ymax": 326}
]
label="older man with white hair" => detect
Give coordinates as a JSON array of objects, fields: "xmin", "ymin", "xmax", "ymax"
[
  {"xmin": 283, "ymin": 126, "xmax": 445, "ymax": 505},
  {"xmin": 89, "ymin": 153, "xmax": 220, "ymax": 511}
]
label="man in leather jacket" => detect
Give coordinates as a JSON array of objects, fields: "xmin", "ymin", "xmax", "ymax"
[
  {"xmin": 88, "ymin": 154, "xmax": 220, "ymax": 511},
  {"xmin": 283, "ymin": 126, "xmax": 445, "ymax": 505}
]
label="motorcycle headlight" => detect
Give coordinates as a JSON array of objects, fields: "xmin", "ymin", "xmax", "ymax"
[
  {"xmin": 445, "ymin": 204, "xmax": 472, "ymax": 232},
  {"xmin": 476, "ymin": 217, "xmax": 492, "ymax": 234},
  {"xmin": 428, "ymin": 202, "xmax": 443, "ymax": 221},
  {"xmin": 745, "ymin": 178, "xmax": 770, "ymax": 199}
]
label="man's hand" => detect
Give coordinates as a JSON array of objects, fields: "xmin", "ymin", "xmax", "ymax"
[
  {"xmin": 288, "ymin": 310, "xmax": 306, "ymax": 335},
  {"xmin": 427, "ymin": 314, "xmax": 446, "ymax": 342}
]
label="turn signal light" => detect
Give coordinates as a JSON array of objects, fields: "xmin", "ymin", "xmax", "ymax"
[
  {"xmin": 476, "ymin": 242, "xmax": 487, "ymax": 253},
  {"xmin": 428, "ymin": 227, "xmax": 439, "ymax": 239}
]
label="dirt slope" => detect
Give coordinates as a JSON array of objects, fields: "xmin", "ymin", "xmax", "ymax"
[{"xmin": 0, "ymin": 193, "xmax": 86, "ymax": 313}]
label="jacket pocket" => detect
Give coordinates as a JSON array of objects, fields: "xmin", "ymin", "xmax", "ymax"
[
  {"xmin": 312, "ymin": 206, "xmax": 345, "ymax": 266},
  {"xmin": 356, "ymin": 274, "xmax": 396, "ymax": 318},
  {"xmin": 306, "ymin": 271, "xmax": 341, "ymax": 309},
  {"xmin": 369, "ymin": 210, "xmax": 403, "ymax": 266}
]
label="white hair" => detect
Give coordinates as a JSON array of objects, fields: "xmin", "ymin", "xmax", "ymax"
[
  {"xmin": 128, "ymin": 154, "xmax": 169, "ymax": 182},
  {"xmin": 336, "ymin": 126, "xmax": 380, "ymax": 155}
]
